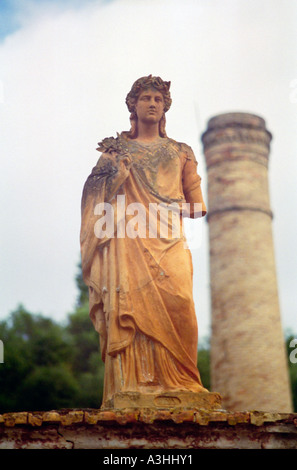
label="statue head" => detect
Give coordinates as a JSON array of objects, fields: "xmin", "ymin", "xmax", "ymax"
[{"xmin": 125, "ymin": 75, "xmax": 172, "ymax": 138}]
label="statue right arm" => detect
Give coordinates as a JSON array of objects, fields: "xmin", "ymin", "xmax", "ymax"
[
  {"xmin": 80, "ymin": 150, "xmax": 132, "ymax": 281},
  {"xmin": 84, "ymin": 150, "xmax": 132, "ymax": 203}
]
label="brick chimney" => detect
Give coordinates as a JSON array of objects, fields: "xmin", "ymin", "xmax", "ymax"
[{"xmin": 201, "ymin": 112, "xmax": 292, "ymax": 412}]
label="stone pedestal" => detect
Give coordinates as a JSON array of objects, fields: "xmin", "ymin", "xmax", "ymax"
[{"xmin": 102, "ymin": 391, "xmax": 222, "ymax": 411}]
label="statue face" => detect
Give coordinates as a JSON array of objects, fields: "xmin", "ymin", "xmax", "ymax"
[{"xmin": 135, "ymin": 88, "xmax": 165, "ymax": 125}]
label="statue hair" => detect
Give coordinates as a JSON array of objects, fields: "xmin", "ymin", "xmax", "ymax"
[{"xmin": 125, "ymin": 75, "xmax": 172, "ymax": 138}]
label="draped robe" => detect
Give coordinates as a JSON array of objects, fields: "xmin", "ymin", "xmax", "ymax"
[{"xmin": 80, "ymin": 134, "xmax": 207, "ymax": 406}]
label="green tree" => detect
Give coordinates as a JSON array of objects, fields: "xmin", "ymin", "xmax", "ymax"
[
  {"xmin": 0, "ymin": 261, "xmax": 106, "ymax": 413},
  {"xmin": 63, "ymin": 260, "xmax": 105, "ymax": 408},
  {"xmin": 197, "ymin": 339, "xmax": 211, "ymax": 391},
  {"xmin": 75, "ymin": 261, "xmax": 89, "ymax": 307},
  {"xmin": 65, "ymin": 302, "xmax": 104, "ymax": 408},
  {"xmin": 0, "ymin": 305, "xmax": 78, "ymax": 412},
  {"xmin": 286, "ymin": 332, "xmax": 297, "ymax": 412}
]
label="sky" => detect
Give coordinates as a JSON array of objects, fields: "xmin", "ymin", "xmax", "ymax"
[{"xmin": 0, "ymin": 0, "xmax": 296, "ymax": 342}]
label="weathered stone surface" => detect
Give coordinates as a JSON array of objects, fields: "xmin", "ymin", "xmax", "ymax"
[
  {"xmin": 28, "ymin": 412, "xmax": 43, "ymax": 427},
  {"xmin": 60, "ymin": 410, "xmax": 84, "ymax": 426},
  {"xmin": 0, "ymin": 408, "xmax": 297, "ymax": 449},
  {"xmin": 2, "ymin": 412, "xmax": 27, "ymax": 427},
  {"xmin": 42, "ymin": 411, "xmax": 62, "ymax": 423},
  {"xmin": 102, "ymin": 391, "xmax": 222, "ymax": 412}
]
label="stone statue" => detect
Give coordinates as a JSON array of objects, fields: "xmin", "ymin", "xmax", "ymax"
[{"xmin": 80, "ymin": 75, "xmax": 214, "ymax": 410}]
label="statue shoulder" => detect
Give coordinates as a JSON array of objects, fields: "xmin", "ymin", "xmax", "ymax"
[{"xmin": 168, "ymin": 138, "xmax": 197, "ymax": 162}]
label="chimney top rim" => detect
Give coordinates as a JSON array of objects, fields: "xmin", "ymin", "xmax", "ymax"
[{"xmin": 206, "ymin": 112, "xmax": 267, "ymax": 131}]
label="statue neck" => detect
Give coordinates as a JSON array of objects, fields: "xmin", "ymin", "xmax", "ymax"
[{"xmin": 135, "ymin": 121, "xmax": 160, "ymax": 143}]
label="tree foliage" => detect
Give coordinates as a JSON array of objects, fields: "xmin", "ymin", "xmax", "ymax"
[
  {"xmin": 197, "ymin": 343, "xmax": 211, "ymax": 391},
  {"xmin": 286, "ymin": 332, "xmax": 297, "ymax": 412},
  {"xmin": 0, "ymin": 263, "xmax": 104, "ymax": 413}
]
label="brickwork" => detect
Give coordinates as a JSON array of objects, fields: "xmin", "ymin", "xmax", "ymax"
[{"xmin": 201, "ymin": 113, "xmax": 292, "ymax": 412}]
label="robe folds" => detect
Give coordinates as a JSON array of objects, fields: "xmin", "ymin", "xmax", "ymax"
[{"xmin": 80, "ymin": 134, "xmax": 208, "ymax": 405}]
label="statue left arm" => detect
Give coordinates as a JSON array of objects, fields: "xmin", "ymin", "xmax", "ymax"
[{"xmin": 182, "ymin": 146, "xmax": 207, "ymax": 218}]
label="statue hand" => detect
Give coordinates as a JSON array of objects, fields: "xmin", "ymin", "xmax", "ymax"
[
  {"xmin": 117, "ymin": 153, "xmax": 132, "ymax": 169},
  {"xmin": 114, "ymin": 153, "xmax": 132, "ymax": 178}
]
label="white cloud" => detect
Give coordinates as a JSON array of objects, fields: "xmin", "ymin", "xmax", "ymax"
[{"xmin": 0, "ymin": 0, "xmax": 296, "ymax": 340}]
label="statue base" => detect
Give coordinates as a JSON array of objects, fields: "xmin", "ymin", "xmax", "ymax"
[{"xmin": 102, "ymin": 390, "xmax": 222, "ymax": 411}]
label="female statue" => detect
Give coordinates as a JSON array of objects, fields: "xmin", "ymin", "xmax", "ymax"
[{"xmin": 80, "ymin": 75, "xmax": 208, "ymax": 407}]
